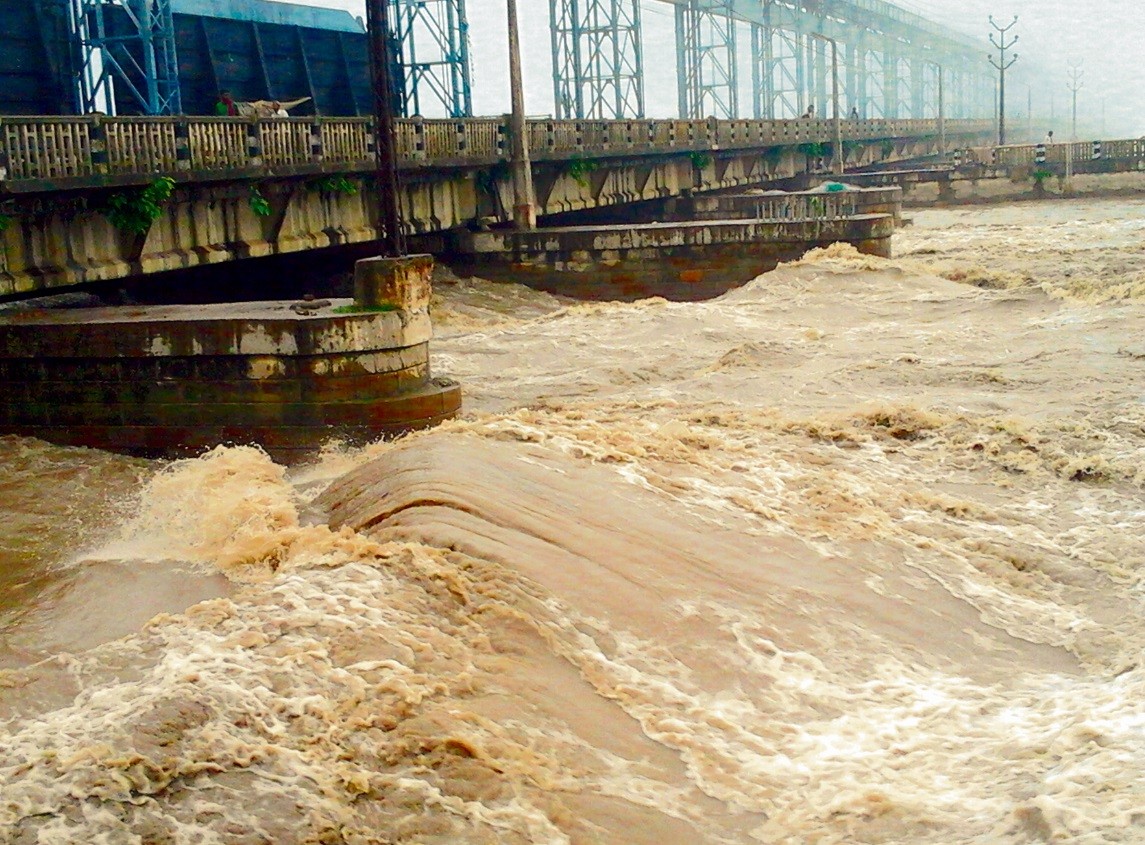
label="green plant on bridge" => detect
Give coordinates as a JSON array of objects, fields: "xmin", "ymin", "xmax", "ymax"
[
  {"xmin": 565, "ymin": 156, "xmax": 600, "ymax": 186},
  {"xmin": 880, "ymin": 140, "xmax": 896, "ymax": 157},
  {"xmin": 0, "ymin": 215, "xmax": 10, "ymax": 234},
  {"xmin": 1032, "ymin": 168, "xmax": 1054, "ymax": 185},
  {"xmin": 688, "ymin": 150, "xmax": 712, "ymax": 169},
  {"xmin": 797, "ymin": 142, "xmax": 827, "ymax": 158},
  {"xmin": 761, "ymin": 147, "xmax": 784, "ymax": 166},
  {"xmin": 312, "ymin": 175, "xmax": 359, "ymax": 196},
  {"xmin": 104, "ymin": 176, "xmax": 175, "ymax": 236},
  {"xmin": 248, "ymin": 185, "xmax": 272, "ymax": 218}
]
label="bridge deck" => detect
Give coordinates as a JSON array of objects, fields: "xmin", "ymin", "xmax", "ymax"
[{"xmin": 0, "ymin": 115, "xmax": 993, "ymax": 193}]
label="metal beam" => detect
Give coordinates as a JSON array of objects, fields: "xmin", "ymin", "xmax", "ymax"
[
  {"xmin": 676, "ymin": 0, "xmax": 738, "ymax": 119},
  {"xmin": 392, "ymin": 0, "xmax": 473, "ymax": 117},
  {"xmin": 550, "ymin": 0, "xmax": 645, "ymax": 119},
  {"xmin": 72, "ymin": 0, "xmax": 182, "ymax": 115}
]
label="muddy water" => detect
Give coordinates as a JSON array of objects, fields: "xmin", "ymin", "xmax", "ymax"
[{"xmin": 2, "ymin": 198, "xmax": 1144, "ymax": 843}]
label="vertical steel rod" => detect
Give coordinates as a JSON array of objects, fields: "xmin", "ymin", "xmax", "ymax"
[{"xmin": 367, "ymin": 0, "xmax": 406, "ymax": 257}]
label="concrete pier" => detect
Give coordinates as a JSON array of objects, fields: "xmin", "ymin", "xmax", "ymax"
[
  {"xmin": 441, "ymin": 188, "xmax": 898, "ymax": 301},
  {"xmin": 0, "ymin": 257, "xmax": 460, "ymax": 461}
]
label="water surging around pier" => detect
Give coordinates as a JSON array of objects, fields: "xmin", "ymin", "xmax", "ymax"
[{"xmin": 2, "ymin": 197, "xmax": 1145, "ymax": 843}]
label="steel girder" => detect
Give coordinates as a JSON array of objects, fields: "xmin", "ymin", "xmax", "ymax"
[
  {"xmin": 676, "ymin": 0, "xmax": 738, "ymax": 119},
  {"xmin": 393, "ymin": 0, "xmax": 472, "ymax": 117},
  {"xmin": 73, "ymin": 0, "xmax": 181, "ymax": 115},
  {"xmin": 550, "ymin": 0, "xmax": 644, "ymax": 119},
  {"xmin": 661, "ymin": 0, "xmax": 993, "ymax": 122},
  {"xmin": 750, "ymin": 7, "xmax": 802, "ymax": 118}
]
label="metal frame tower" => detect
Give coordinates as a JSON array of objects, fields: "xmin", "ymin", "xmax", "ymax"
[
  {"xmin": 751, "ymin": 3, "xmax": 801, "ymax": 119},
  {"xmin": 392, "ymin": 0, "xmax": 472, "ymax": 118},
  {"xmin": 676, "ymin": 0, "xmax": 738, "ymax": 119},
  {"xmin": 550, "ymin": 0, "xmax": 645, "ymax": 119},
  {"xmin": 72, "ymin": 0, "xmax": 181, "ymax": 115}
]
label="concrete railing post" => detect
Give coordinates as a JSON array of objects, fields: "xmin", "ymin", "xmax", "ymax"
[
  {"xmin": 90, "ymin": 115, "xmax": 108, "ymax": 176},
  {"xmin": 175, "ymin": 119, "xmax": 191, "ymax": 172}
]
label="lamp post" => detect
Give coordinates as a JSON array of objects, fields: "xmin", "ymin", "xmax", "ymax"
[
  {"xmin": 506, "ymin": 0, "xmax": 537, "ymax": 229},
  {"xmin": 809, "ymin": 33, "xmax": 844, "ymax": 176},
  {"xmin": 928, "ymin": 61, "xmax": 946, "ymax": 156},
  {"xmin": 988, "ymin": 15, "xmax": 1018, "ymax": 146},
  {"xmin": 1067, "ymin": 61, "xmax": 1083, "ymax": 140}
]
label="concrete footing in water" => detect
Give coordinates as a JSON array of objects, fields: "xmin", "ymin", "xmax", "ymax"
[
  {"xmin": 0, "ymin": 255, "xmax": 461, "ymax": 461},
  {"xmin": 439, "ymin": 187, "xmax": 900, "ymax": 301}
]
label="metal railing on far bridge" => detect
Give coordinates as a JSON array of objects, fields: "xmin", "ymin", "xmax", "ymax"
[{"xmin": 0, "ymin": 114, "xmax": 993, "ymax": 192}]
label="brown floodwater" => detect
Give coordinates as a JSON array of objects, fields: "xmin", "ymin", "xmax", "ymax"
[{"xmin": 1, "ymin": 193, "xmax": 1144, "ymax": 843}]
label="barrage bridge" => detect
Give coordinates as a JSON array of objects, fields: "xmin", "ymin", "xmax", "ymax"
[{"xmin": 1, "ymin": 113, "xmax": 996, "ymax": 296}]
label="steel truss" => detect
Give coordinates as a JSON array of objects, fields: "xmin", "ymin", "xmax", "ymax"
[
  {"xmin": 676, "ymin": 0, "xmax": 737, "ymax": 119},
  {"xmin": 751, "ymin": 13, "xmax": 801, "ymax": 119},
  {"xmin": 550, "ymin": 0, "xmax": 644, "ymax": 119},
  {"xmin": 663, "ymin": 0, "xmax": 996, "ymax": 124},
  {"xmin": 393, "ymin": 0, "xmax": 472, "ymax": 117},
  {"xmin": 72, "ymin": 0, "xmax": 181, "ymax": 115}
]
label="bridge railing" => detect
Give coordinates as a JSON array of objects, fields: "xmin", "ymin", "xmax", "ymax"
[
  {"xmin": 993, "ymin": 139, "xmax": 1145, "ymax": 168},
  {"xmin": 0, "ymin": 114, "xmax": 993, "ymax": 188}
]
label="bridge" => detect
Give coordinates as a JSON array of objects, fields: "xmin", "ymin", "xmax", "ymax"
[
  {"xmin": 8, "ymin": 0, "xmax": 1000, "ymax": 123},
  {"xmin": 0, "ymin": 113, "xmax": 995, "ymax": 297}
]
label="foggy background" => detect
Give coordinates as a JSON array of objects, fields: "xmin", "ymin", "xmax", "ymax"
[{"xmin": 283, "ymin": 0, "xmax": 1141, "ymax": 138}]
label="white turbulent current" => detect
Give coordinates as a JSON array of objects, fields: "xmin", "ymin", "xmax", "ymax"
[{"xmin": 2, "ymin": 194, "xmax": 1145, "ymax": 844}]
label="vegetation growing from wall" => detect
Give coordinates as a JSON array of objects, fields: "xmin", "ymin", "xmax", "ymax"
[
  {"xmin": 689, "ymin": 151, "xmax": 712, "ymax": 169},
  {"xmin": 248, "ymin": 186, "xmax": 272, "ymax": 217},
  {"xmin": 565, "ymin": 156, "xmax": 600, "ymax": 186},
  {"xmin": 312, "ymin": 176, "xmax": 359, "ymax": 196},
  {"xmin": 104, "ymin": 177, "xmax": 175, "ymax": 236},
  {"xmin": 797, "ymin": 142, "xmax": 826, "ymax": 158}
]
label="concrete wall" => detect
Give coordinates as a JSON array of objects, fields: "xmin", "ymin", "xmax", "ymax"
[
  {"xmin": 443, "ymin": 216, "xmax": 895, "ymax": 302},
  {"xmin": 0, "ymin": 136, "xmax": 939, "ymax": 298}
]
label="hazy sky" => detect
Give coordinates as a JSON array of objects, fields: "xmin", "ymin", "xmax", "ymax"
[{"xmin": 282, "ymin": 0, "xmax": 1139, "ymax": 137}]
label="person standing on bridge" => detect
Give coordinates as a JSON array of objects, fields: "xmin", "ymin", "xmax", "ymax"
[
  {"xmin": 215, "ymin": 91, "xmax": 239, "ymax": 117},
  {"xmin": 850, "ymin": 105, "xmax": 860, "ymax": 120},
  {"xmin": 802, "ymin": 104, "xmax": 815, "ymax": 119},
  {"xmin": 1045, "ymin": 130, "xmax": 1055, "ymax": 144}
]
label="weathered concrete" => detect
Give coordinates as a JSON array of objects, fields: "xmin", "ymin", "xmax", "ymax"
[
  {"xmin": 0, "ymin": 127, "xmax": 982, "ymax": 299},
  {"xmin": 442, "ymin": 215, "xmax": 894, "ymax": 302},
  {"xmin": 0, "ymin": 257, "xmax": 461, "ymax": 461}
]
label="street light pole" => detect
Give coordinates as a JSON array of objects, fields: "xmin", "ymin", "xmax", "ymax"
[
  {"xmin": 1067, "ymin": 61, "xmax": 1083, "ymax": 140},
  {"xmin": 506, "ymin": 0, "xmax": 537, "ymax": 229},
  {"xmin": 810, "ymin": 33, "xmax": 844, "ymax": 176},
  {"xmin": 988, "ymin": 15, "xmax": 1018, "ymax": 146}
]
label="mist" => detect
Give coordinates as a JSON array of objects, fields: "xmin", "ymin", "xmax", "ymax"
[{"xmin": 279, "ymin": 0, "xmax": 1140, "ymax": 137}]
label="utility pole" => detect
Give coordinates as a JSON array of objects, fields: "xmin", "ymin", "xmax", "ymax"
[
  {"xmin": 1066, "ymin": 61, "xmax": 1083, "ymax": 140},
  {"xmin": 507, "ymin": 0, "xmax": 537, "ymax": 229},
  {"xmin": 809, "ymin": 33, "xmax": 844, "ymax": 176},
  {"xmin": 367, "ymin": 0, "xmax": 406, "ymax": 257},
  {"xmin": 988, "ymin": 15, "xmax": 1018, "ymax": 146}
]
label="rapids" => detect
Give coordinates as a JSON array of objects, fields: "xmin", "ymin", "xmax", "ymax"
[{"xmin": 1, "ymin": 197, "xmax": 1144, "ymax": 843}]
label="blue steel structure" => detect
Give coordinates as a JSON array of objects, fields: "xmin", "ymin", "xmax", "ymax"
[
  {"xmin": 550, "ymin": 0, "xmax": 645, "ymax": 120},
  {"xmin": 394, "ymin": 0, "xmax": 472, "ymax": 118},
  {"xmin": 0, "ymin": 0, "xmax": 76, "ymax": 115},
  {"xmin": 65, "ymin": 0, "xmax": 471, "ymax": 118},
  {"xmin": 7, "ymin": 0, "xmax": 1003, "ymax": 124},
  {"xmin": 74, "ymin": 0, "xmax": 183, "ymax": 115}
]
